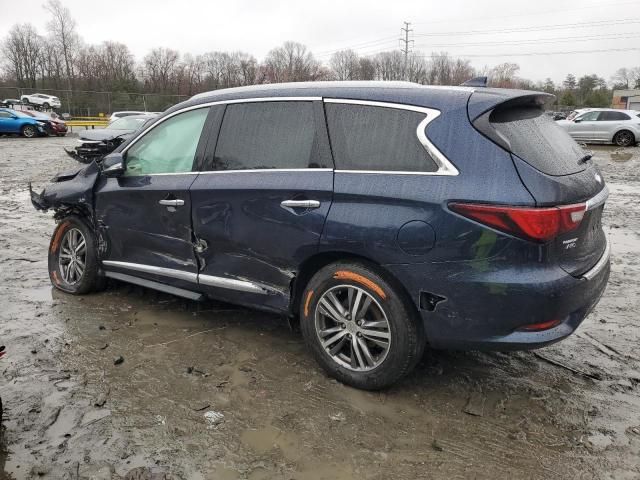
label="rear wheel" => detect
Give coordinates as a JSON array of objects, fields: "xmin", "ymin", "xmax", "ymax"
[
  {"xmin": 300, "ymin": 261, "xmax": 424, "ymax": 390},
  {"xmin": 43, "ymin": 102, "xmax": 50, "ymax": 110},
  {"xmin": 48, "ymin": 216, "xmax": 103, "ymax": 294},
  {"xmin": 21, "ymin": 125, "xmax": 36, "ymax": 138},
  {"xmin": 613, "ymin": 130, "xmax": 635, "ymax": 147}
]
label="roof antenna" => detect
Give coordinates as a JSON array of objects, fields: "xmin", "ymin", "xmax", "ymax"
[{"xmin": 461, "ymin": 76, "xmax": 488, "ymax": 87}]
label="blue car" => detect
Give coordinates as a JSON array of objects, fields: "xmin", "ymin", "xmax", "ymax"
[
  {"xmin": 0, "ymin": 108, "xmax": 46, "ymax": 137},
  {"xmin": 31, "ymin": 82, "xmax": 610, "ymax": 389}
]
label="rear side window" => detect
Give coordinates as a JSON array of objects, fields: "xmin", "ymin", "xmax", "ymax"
[
  {"xmin": 600, "ymin": 111, "xmax": 630, "ymax": 121},
  {"xmin": 325, "ymin": 104, "xmax": 438, "ymax": 172},
  {"xmin": 488, "ymin": 106, "xmax": 586, "ymax": 176},
  {"xmin": 213, "ymin": 102, "xmax": 323, "ymax": 170}
]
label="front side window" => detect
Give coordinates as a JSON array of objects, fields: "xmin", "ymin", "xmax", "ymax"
[
  {"xmin": 578, "ymin": 111, "xmax": 601, "ymax": 121},
  {"xmin": 325, "ymin": 104, "xmax": 438, "ymax": 172},
  {"xmin": 124, "ymin": 108, "xmax": 209, "ymax": 176},
  {"xmin": 212, "ymin": 102, "xmax": 323, "ymax": 170},
  {"xmin": 0, "ymin": 111, "xmax": 12, "ymax": 118}
]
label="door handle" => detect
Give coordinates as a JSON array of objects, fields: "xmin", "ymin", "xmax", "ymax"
[
  {"xmin": 159, "ymin": 199, "xmax": 185, "ymax": 207},
  {"xmin": 280, "ymin": 200, "xmax": 321, "ymax": 209}
]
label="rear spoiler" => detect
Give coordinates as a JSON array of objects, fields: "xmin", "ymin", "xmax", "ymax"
[{"xmin": 467, "ymin": 89, "xmax": 555, "ymax": 122}]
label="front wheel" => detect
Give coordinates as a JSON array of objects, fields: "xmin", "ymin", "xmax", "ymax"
[
  {"xmin": 21, "ymin": 125, "xmax": 36, "ymax": 138},
  {"xmin": 613, "ymin": 130, "xmax": 635, "ymax": 147},
  {"xmin": 48, "ymin": 216, "xmax": 103, "ymax": 294},
  {"xmin": 300, "ymin": 261, "xmax": 425, "ymax": 390}
]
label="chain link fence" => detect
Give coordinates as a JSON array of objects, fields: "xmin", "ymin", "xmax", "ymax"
[{"xmin": 0, "ymin": 86, "xmax": 188, "ymax": 117}]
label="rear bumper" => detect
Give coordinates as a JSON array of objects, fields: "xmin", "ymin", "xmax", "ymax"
[{"xmin": 386, "ymin": 238, "xmax": 611, "ymax": 351}]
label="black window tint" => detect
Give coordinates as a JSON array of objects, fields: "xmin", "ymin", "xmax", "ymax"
[
  {"xmin": 326, "ymin": 104, "xmax": 438, "ymax": 172},
  {"xmin": 213, "ymin": 102, "xmax": 321, "ymax": 170},
  {"xmin": 489, "ymin": 106, "xmax": 585, "ymax": 176},
  {"xmin": 600, "ymin": 111, "xmax": 630, "ymax": 121}
]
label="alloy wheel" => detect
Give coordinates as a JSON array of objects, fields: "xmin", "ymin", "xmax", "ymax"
[
  {"xmin": 314, "ymin": 285, "xmax": 391, "ymax": 372},
  {"xmin": 23, "ymin": 126, "xmax": 35, "ymax": 138},
  {"xmin": 616, "ymin": 131, "xmax": 633, "ymax": 147},
  {"xmin": 58, "ymin": 228, "xmax": 87, "ymax": 284}
]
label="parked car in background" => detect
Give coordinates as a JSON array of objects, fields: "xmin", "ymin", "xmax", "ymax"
[
  {"xmin": 557, "ymin": 108, "xmax": 640, "ymax": 146},
  {"xmin": 109, "ymin": 111, "xmax": 157, "ymax": 123},
  {"xmin": 20, "ymin": 93, "xmax": 62, "ymax": 110},
  {"xmin": 0, "ymin": 108, "xmax": 47, "ymax": 137},
  {"xmin": 32, "ymin": 82, "xmax": 610, "ymax": 390},
  {"xmin": 22, "ymin": 110, "xmax": 68, "ymax": 136},
  {"xmin": 66, "ymin": 114, "xmax": 158, "ymax": 163},
  {"xmin": 1, "ymin": 98, "xmax": 21, "ymax": 108}
]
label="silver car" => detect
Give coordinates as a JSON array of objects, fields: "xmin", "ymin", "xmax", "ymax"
[{"xmin": 557, "ymin": 108, "xmax": 640, "ymax": 147}]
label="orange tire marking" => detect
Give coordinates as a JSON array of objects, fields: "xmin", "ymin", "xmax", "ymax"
[
  {"xmin": 50, "ymin": 221, "xmax": 70, "ymax": 253},
  {"xmin": 333, "ymin": 271, "xmax": 386, "ymax": 299},
  {"xmin": 51, "ymin": 270, "xmax": 60, "ymax": 286},
  {"xmin": 304, "ymin": 290, "xmax": 314, "ymax": 317}
]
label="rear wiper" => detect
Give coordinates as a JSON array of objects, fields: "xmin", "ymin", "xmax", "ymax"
[{"xmin": 579, "ymin": 154, "xmax": 593, "ymax": 164}]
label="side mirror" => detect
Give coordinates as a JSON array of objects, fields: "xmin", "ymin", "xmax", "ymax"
[{"xmin": 101, "ymin": 152, "xmax": 125, "ymax": 177}]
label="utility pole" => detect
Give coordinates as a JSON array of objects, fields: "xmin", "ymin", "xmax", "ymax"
[{"xmin": 400, "ymin": 21, "xmax": 413, "ymax": 81}]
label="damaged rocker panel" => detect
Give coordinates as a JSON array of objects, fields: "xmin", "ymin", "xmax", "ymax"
[{"xmin": 102, "ymin": 260, "xmax": 273, "ymax": 295}]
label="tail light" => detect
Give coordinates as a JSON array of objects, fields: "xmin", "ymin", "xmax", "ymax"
[
  {"xmin": 449, "ymin": 202, "xmax": 586, "ymax": 243},
  {"xmin": 517, "ymin": 319, "xmax": 562, "ymax": 331}
]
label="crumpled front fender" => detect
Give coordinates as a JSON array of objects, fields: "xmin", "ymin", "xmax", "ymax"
[{"xmin": 30, "ymin": 161, "xmax": 101, "ymax": 213}]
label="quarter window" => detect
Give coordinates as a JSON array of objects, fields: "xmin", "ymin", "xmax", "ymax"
[
  {"xmin": 124, "ymin": 108, "xmax": 209, "ymax": 176},
  {"xmin": 212, "ymin": 102, "xmax": 323, "ymax": 170},
  {"xmin": 325, "ymin": 104, "xmax": 438, "ymax": 172}
]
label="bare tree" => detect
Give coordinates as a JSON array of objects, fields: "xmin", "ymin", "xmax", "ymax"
[
  {"xmin": 374, "ymin": 51, "xmax": 404, "ymax": 81},
  {"xmin": 262, "ymin": 41, "xmax": 323, "ymax": 83},
  {"xmin": 2, "ymin": 24, "xmax": 42, "ymax": 87},
  {"xmin": 329, "ymin": 49, "xmax": 360, "ymax": 80},
  {"xmin": 143, "ymin": 47, "xmax": 180, "ymax": 93},
  {"xmin": 44, "ymin": 0, "xmax": 79, "ymax": 89},
  {"xmin": 489, "ymin": 62, "xmax": 520, "ymax": 88}
]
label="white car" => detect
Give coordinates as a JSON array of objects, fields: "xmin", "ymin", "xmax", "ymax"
[
  {"xmin": 557, "ymin": 108, "xmax": 640, "ymax": 147},
  {"xmin": 109, "ymin": 111, "xmax": 158, "ymax": 124},
  {"xmin": 20, "ymin": 93, "xmax": 62, "ymax": 110}
]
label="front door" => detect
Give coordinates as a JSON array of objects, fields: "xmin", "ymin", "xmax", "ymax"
[
  {"xmin": 95, "ymin": 107, "xmax": 211, "ymax": 290},
  {"xmin": 190, "ymin": 100, "xmax": 334, "ymax": 312}
]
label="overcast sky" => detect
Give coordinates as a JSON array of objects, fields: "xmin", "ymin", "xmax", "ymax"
[{"xmin": 1, "ymin": 0, "xmax": 637, "ymax": 84}]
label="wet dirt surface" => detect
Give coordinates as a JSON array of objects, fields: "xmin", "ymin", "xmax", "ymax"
[{"xmin": 0, "ymin": 137, "xmax": 639, "ymax": 479}]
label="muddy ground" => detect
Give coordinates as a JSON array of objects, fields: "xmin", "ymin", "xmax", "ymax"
[{"xmin": 0, "ymin": 136, "xmax": 639, "ymax": 480}]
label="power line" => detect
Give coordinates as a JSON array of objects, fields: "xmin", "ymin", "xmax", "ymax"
[
  {"xmin": 412, "ymin": 0, "xmax": 639, "ymax": 26},
  {"xmin": 409, "ymin": 46, "xmax": 640, "ymax": 59},
  {"xmin": 413, "ymin": 32, "xmax": 640, "ymax": 49},
  {"xmin": 413, "ymin": 18, "xmax": 640, "ymax": 37}
]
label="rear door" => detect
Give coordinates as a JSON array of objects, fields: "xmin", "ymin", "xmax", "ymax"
[
  {"xmin": 0, "ymin": 110, "xmax": 18, "ymax": 133},
  {"xmin": 190, "ymin": 99, "xmax": 334, "ymax": 312},
  {"xmin": 478, "ymin": 101, "xmax": 607, "ymax": 276},
  {"xmin": 95, "ymin": 107, "xmax": 211, "ymax": 289},
  {"xmin": 599, "ymin": 110, "xmax": 631, "ymax": 142}
]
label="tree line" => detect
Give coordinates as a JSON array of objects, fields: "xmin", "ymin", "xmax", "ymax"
[{"xmin": 1, "ymin": 0, "xmax": 638, "ymax": 113}]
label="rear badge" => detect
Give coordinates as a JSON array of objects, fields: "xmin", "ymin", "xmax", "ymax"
[{"xmin": 563, "ymin": 237, "xmax": 578, "ymax": 250}]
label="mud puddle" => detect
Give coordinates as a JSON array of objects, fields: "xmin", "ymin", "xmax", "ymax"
[{"xmin": 1, "ymin": 138, "xmax": 639, "ymax": 479}]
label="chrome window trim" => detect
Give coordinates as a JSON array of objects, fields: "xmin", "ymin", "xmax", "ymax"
[
  {"xmin": 582, "ymin": 236, "xmax": 610, "ymax": 281},
  {"xmin": 102, "ymin": 260, "xmax": 271, "ymax": 295},
  {"xmin": 126, "ymin": 168, "xmax": 334, "ymax": 177},
  {"xmin": 586, "ymin": 185, "xmax": 609, "ymax": 211},
  {"xmin": 323, "ymin": 98, "xmax": 460, "ymax": 176},
  {"xmin": 121, "ymin": 96, "xmax": 322, "ymax": 155}
]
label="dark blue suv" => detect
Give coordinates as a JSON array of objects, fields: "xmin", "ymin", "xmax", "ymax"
[{"xmin": 32, "ymin": 82, "xmax": 610, "ymax": 389}]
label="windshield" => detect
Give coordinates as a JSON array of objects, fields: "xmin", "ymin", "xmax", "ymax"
[
  {"xmin": 489, "ymin": 105, "xmax": 586, "ymax": 176},
  {"xmin": 109, "ymin": 117, "xmax": 148, "ymax": 130}
]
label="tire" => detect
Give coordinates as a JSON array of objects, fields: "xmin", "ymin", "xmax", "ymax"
[
  {"xmin": 300, "ymin": 261, "xmax": 425, "ymax": 390},
  {"xmin": 21, "ymin": 125, "xmax": 36, "ymax": 138},
  {"xmin": 48, "ymin": 216, "xmax": 103, "ymax": 295},
  {"xmin": 43, "ymin": 102, "xmax": 50, "ymax": 110},
  {"xmin": 613, "ymin": 130, "xmax": 635, "ymax": 147}
]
